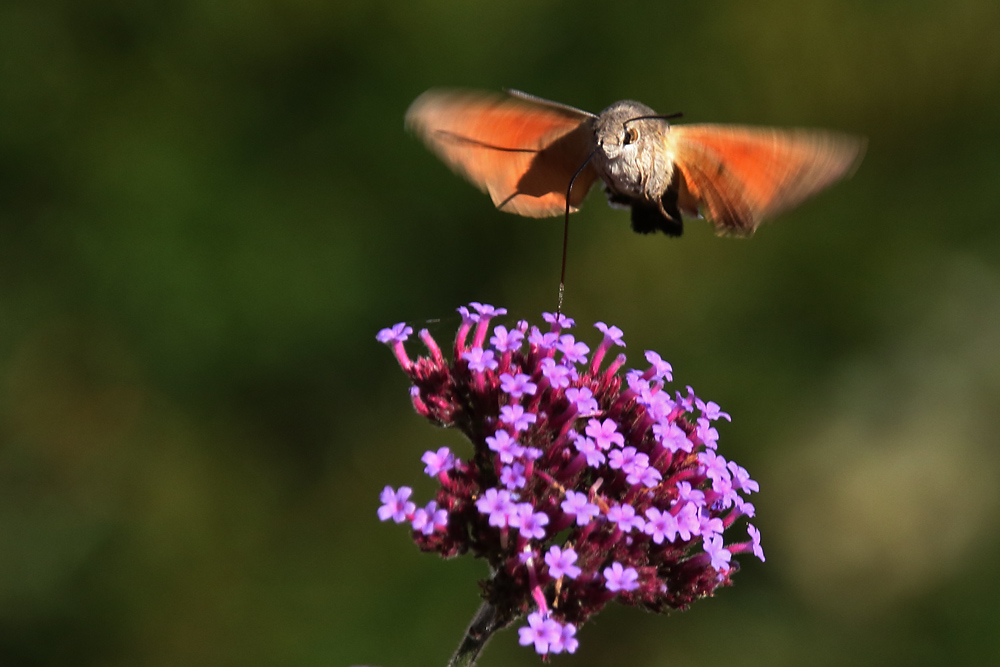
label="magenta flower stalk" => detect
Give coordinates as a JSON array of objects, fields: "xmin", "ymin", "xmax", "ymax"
[{"xmin": 376, "ymin": 304, "xmax": 764, "ymax": 666}]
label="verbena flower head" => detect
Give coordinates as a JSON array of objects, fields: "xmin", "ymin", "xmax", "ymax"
[{"xmin": 377, "ymin": 304, "xmax": 764, "ymax": 658}]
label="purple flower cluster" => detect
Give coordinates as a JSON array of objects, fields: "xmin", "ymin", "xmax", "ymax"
[{"xmin": 377, "ymin": 303, "xmax": 764, "ymax": 657}]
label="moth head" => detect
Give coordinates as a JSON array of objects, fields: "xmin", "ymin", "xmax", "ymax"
[{"xmin": 593, "ymin": 100, "xmax": 666, "ymax": 159}]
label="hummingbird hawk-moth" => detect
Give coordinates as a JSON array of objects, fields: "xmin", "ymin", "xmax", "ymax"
[{"xmin": 406, "ymin": 89, "xmax": 865, "ymax": 237}]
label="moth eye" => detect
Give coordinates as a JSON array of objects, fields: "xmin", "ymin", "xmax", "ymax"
[{"xmin": 623, "ymin": 127, "xmax": 639, "ymax": 146}]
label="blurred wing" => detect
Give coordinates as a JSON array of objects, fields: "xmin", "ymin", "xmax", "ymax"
[
  {"xmin": 667, "ymin": 124, "xmax": 866, "ymax": 235},
  {"xmin": 406, "ymin": 89, "xmax": 599, "ymax": 218}
]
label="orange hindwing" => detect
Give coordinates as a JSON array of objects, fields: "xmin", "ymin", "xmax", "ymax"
[{"xmin": 667, "ymin": 125, "xmax": 866, "ymax": 235}]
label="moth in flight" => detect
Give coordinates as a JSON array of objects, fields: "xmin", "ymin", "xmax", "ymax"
[{"xmin": 406, "ymin": 89, "xmax": 865, "ymax": 237}]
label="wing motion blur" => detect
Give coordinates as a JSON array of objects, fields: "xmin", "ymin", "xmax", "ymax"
[
  {"xmin": 405, "ymin": 89, "xmax": 599, "ymax": 218},
  {"xmin": 668, "ymin": 125, "xmax": 866, "ymax": 235}
]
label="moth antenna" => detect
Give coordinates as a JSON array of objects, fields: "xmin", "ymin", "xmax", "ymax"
[
  {"xmin": 622, "ymin": 112, "xmax": 684, "ymax": 129},
  {"xmin": 557, "ymin": 150, "xmax": 597, "ymax": 316}
]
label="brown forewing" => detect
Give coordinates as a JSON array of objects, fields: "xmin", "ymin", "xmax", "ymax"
[
  {"xmin": 667, "ymin": 125, "xmax": 866, "ymax": 235},
  {"xmin": 406, "ymin": 90, "xmax": 599, "ymax": 218}
]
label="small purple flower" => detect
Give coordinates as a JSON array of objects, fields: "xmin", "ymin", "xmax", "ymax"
[
  {"xmin": 699, "ymin": 512, "xmax": 724, "ymax": 539},
  {"xmin": 735, "ymin": 497, "xmax": 756, "ymax": 517},
  {"xmin": 528, "ymin": 326, "xmax": 559, "ymax": 349},
  {"xmin": 543, "ymin": 312, "xmax": 575, "ymax": 329},
  {"xmin": 411, "ymin": 500, "xmax": 448, "ymax": 535},
  {"xmin": 609, "ymin": 446, "xmax": 650, "ymax": 485},
  {"xmin": 545, "ymin": 545, "xmax": 582, "ymax": 579},
  {"xmin": 676, "ymin": 385, "xmax": 697, "ymax": 411},
  {"xmin": 676, "ymin": 481, "xmax": 706, "ymax": 507},
  {"xmin": 518, "ymin": 612, "xmax": 561, "ymax": 655},
  {"xmin": 603, "ymin": 562, "xmax": 640, "ymax": 592},
  {"xmin": 586, "ymin": 418, "xmax": 625, "ymax": 451},
  {"xmin": 515, "ymin": 504, "xmax": 549, "ymax": 539},
  {"xmin": 703, "ymin": 534, "xmax": 732, "ymax": 571},
  {"xmin": 486, "ymin": 429, "xmax": 524, "ymax": 464},
  {"xmin": 674, "ymin": 501, "xmax": 701, "ymax": 541},
  {"xmin": 712, "ymin": 476, "xmax": 739, "ymax": 509},
  {"xmin": 655, "ymin": 421, "xmax": 693, "ymax": 453},
  {"xmin": 638, "ymin": 465, "xmax": 662, "ymax": 488},
  {"xmin": 550, "ymin": 620, "xmax": 578, "ymax": 654},
  {"xmin": 490, "ymin": 325, "xmax": 524, "ymax": 353},
  {"xmin": 540, "ymin": 357, "xmax": 573, "ymax": 389},
  {"xmin": 644, "ymin": 350, "xmax": 673, "ymax": 381},
  {"xmin": 421, "ymin": 447, "xmax": 455, "ymax": 476},
  {"xmin": 607, "ymin": 503, "xmax": 646, "ymax": 533},
  {"xmin": 696, "ymin": 398, "xmax": 731, "ymax": 422},
  {"xmin": 625, "ymin": 454, "xmax": 651, "ymax": 485},
  {"xmin": 523, "ymin": 446, "xmax": 543, "ymax": 461},
  {"xmin": 696, "ymin": 417, "xmax": 720, "ymax": 450},
  {"xmin": 470, "ymin": 302, "xmax": 506, "ymax": 319},
  {"xmin": 644, "ymin": 507, "xmax": 678, "ymax": 544},
  {"xmin": 645, "ymin": 391, "xmax": 677, "ymax": 421},
  {"xmin": 589, "ymin": 322, "xmax": 626, "ymax": 374},
  {"xmin": 410, "ymin": 507, "xmax": 431, "ymax": 534},
  {"xmin": 626, "ymin": 369, "xmax": 649, "ymax": 394},
  {"xmin": 463, "ymin": 347, "xmax": 498, "ymax": 372},
  {"xmin": 561, "ymin": 490, "xmax": 600, "ymax": 526},
  {"xmin": 457, "ymin": 305, "xmax": 477, "ymax": 323},
  {"xmin": 499, "ymin": 372, "xmax": 537, "ymax": 398},
  {"xmin": 556, "ymin": 334, "xmax": 590, "ymax": 365},
  {"xmin": 500, "ymin": 403, "xmax": 537, "ymax": 432},
  {"xmin": 376, "ymin": 322, "xmax": 413, "ymax": 344},
  {"xmin": 594, "ymin": 322, "xmax": 625, "ymax": 347},
  {"xmin": 476, "ymin": 488, "xmax": 516, "ymax": 528},
  {"xmin": 607, "ymin": 447, "xmax": 627, "ymax": 470},
  {"xmin": 573, "ymin": 435, "xmax": 606, "ymax": 468},
  {"xmin": 500, "ymin": 462, "xmax": 527, "ymax": 489},
  {"xmin": 698, "ymin": 450, "xmax": 731, "ymax": 483},
  {"xmin": 728, "ymin": 461, "xmax": 759, "ymax": 493},
  {"xmin": 748, "ymin": 524, "xmax": 765, "ymax": 562},
  {"xmin": 565, "ymin": 386, "xmax": 599, "ymax": 415},
  {"xmin": 378, "ymin": 486, "xmax": 415, "ymax": 523},
  {"xmin": 377, "ymin": 323, "xmax": 415, "ymax": 370}
]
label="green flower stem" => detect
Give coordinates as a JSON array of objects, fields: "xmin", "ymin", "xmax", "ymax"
[{"xmin": 446, "ymin": 599, "xmax": 508, "ymax": 667}]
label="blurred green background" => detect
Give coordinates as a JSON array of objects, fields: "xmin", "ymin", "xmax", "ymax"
[{"xmin": 1, "ymin": 0, "xmax": 999, "ymax": 665}]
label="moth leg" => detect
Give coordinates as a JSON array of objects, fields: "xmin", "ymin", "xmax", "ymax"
[
  {"xmin": 630, "ymin": 200, "xmax": 684, "ymax": 236},
  {"xmin": 607, "ymin": 185, "xmax": 684, "ymax": 236},
  {"xmin": 604, "ymin": 187, "xmax": 633, "ymax": 210}
]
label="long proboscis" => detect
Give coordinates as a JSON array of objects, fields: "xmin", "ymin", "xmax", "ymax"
[
  {"xmin": 557, "ymin": 150, "xmax": 597, "ymax": 316},
  {"xmin": 556, "ymin": 114, "xmax": 681, "ymax": 314}
]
